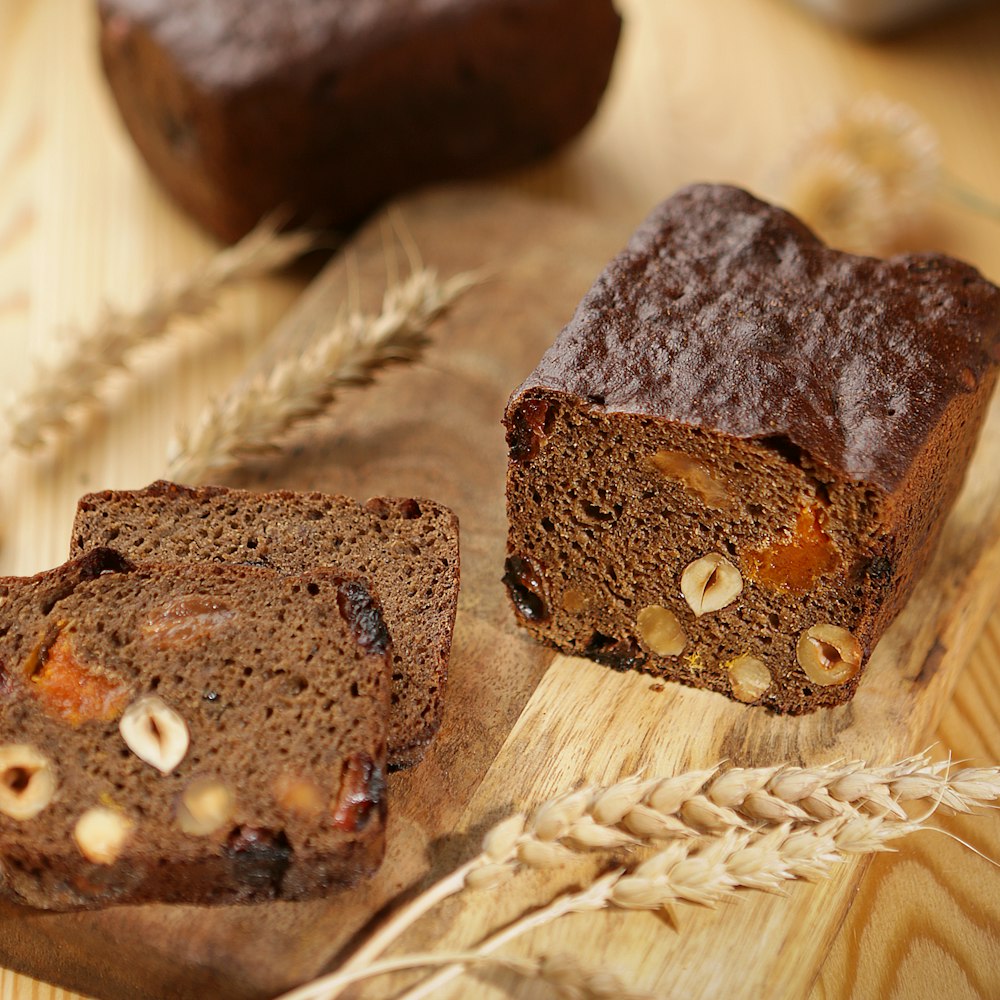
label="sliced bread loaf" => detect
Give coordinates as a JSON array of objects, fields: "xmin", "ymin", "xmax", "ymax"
[
  {"xmin": 0, "ymin": 548, "xmax": 391, "ymax": 910},
  {"xmin": 70, "ymin": 481, "xmax": 460, "ymax": 768}
]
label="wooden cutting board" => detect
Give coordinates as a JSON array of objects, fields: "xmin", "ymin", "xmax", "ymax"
[{"xmin": 2, "ymin": 184, "xmax": 999, "ymax": 1000}]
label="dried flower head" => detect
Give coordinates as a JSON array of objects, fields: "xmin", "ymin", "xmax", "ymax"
[{"xmin": 782, "ymin": 94, "xmax": 940, "ymax": 253}]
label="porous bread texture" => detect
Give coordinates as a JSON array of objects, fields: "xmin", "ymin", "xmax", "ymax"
[
  {"xmin": 503, "ymin": 184, "xmax": 1000, "ymax": 713},
  {"xmin": 70, "ymin": 482, "xmax": 460, "ymax": 768},
  {"xmin": 97, "ymin": 0, "xmax": 621, "ymax": 241},
  {"xmin": 0, "ymin": 549, "xmax": 391, "ymax": 910}
]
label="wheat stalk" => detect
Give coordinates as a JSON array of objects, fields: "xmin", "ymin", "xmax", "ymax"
[
  {"xmin": 331, "ymin": 755, "xmax": 999, "ymax": 993},
  {"xmin": 166, "ymin": 268, "xmax": 477, "ymax": 483},
  {"xmin": 3, "ymin": 216, "xmax": 317, "ymax": 453},
  {"xmin": 396, "ymin": 811, "xmax": 932, "ymax": 1000},
  {"xmin": 273, "ymin": 946, "xmax": 660, "ymax": 1000}
]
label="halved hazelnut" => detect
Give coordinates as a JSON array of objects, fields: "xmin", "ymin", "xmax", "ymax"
[
  {"xmin": 796, "ymin": 624, "xmax": 862, "ymax": 686},
  {"xmin": 0, "ymin": 745, "xmax": 56, "ymax": 820},
  {"xmin": 680, "ymin": 553, "xmax": 743, "ymax": 616},
  {"xmin": 728, "ymin": 655, "xmax": 772, "ymax": 703},
  {"xmin": 119, "ymin": 695, "xmax": 189, "ymax": 774},
  {"xmin": 74, "ymin": 806, "xmax": 132, "ymax": 864},
  {"xmin": 177, "ymin": 778, "xmax": 234, "ymax": 836},
  {"xmin": 636, "ymin": 605, "xmax": 686, "ymax": 656}
]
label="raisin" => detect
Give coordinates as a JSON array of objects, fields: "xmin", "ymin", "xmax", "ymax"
[
  {"xmin": 502, "ymin": 555, "xmax": 549, "ymax": 622},
  {"xmin": 865, "ymin": 554, "xmax": 893, "ymax": 585},
  {"xmin": 224, "ymin": 826, "xmax": 293, "ymax": 894},
  {"xmin": 583, "ymin": 632, "xmax": 646, "ymax": 673},
  {"xmin": 398, "ymin": 499, "xmax": 422, "ymax": 519},
  {"xmin": 507, "ymin": 398, "xmax": 555, "ymax": 462},
  {"xmin": 331, "ymin": 754, "xmax": 385, "ymax": 832},
  {"xmin": 337, "ymin": 581, "xmax": 391, "ymax": 656}
]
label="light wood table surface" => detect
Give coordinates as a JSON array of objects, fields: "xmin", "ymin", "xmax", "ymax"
[{"xmin": 1, "ymin": 0, "xmax": 999, "ymax": 997}]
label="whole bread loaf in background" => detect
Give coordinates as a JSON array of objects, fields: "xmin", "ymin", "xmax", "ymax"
[
  {"xmin": 97, "ymin": 0, "xmax": 622, "ymax": 241},
  {"xmin": 71, "ymin": 482, "xmax": 460, "ymax": 769},
  {"xmin": 0, "ymin": 549, "xmax": 391, "ymax": 911},
  {"xmin": 504, "ymin": 183, "xmax": 1000, "ymax": 713}
]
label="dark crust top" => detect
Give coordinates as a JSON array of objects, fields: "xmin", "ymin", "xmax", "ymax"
[
  {"xmin": 98, "ymin": 0, "xmax": 620, "ymax": 92},
  {"xmin": 512, "ymin": 184, "xmax": 1000, "ymax": 492}
]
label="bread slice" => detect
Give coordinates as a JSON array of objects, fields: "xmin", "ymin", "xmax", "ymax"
[
  {"xmin": 70, "ymin": 482, "xmax": 460, "ymax": 768},
  {"xmin": 504, "ymin": 184, "xmax": 1000, "ymax": 713},
  {"xmin": 0, "ymin": 548, "xmax": 391, "ymax": 910}
]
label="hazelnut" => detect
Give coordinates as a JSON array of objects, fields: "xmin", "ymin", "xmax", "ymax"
[
  {"xmin": 796, "ymin": 624, "xmax": 862, "ymax": 686},
  {"xmin": 636, "ymin": 605, "xmax": 686, "ymax": 657},
  {"xmin": 74, "ymin": 806, "xmax": 132, "ymax": 864},
  {"xmin": 119, "ymin": 695, "xmax": 189, "ymax": 774},
  {"xmin": 0, "ymin": 744, "xmax": 56, "ymax": 820},
  {"xmin": 728, "ymin": 655, "xmax": 772, "ymax": 703},
  {"xmin": 680, "ymin": 553, "xmax": 743, "ymax": 616},
  {"xmin": 273, "ymin": 775, "xmax": 324, "ymax": 818},
  {"xmin": 177, "ymin": 778, "xmax": 234, "ymax": 836}
]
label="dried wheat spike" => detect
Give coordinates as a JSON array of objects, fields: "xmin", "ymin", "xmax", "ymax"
[
  {"xmin": 167, "ymin": 267, "xmax": 477, "ymax": 483},
  {"xmin": 4, "ymin": 216, "xmax": 316, "ymax": 453},
  {"xmin": 333, "ymin": 756, "xmax": 1000, "ymax": 998}
]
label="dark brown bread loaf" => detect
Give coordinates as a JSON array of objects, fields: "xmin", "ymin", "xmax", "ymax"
[
  {"xmin": 503, "ymin": 184, "xmax": 1000, "ymax": 713},
  {"xmin": 97, "ymin": 0, "xmax": 622, "ymax": 241},
  {"xmin": 0, "ymin": 549, "xmax": 391, "ymax": 911},
  {"xmin": 70, "ymin": 482, "xmax": 459, "ymax": 768}
]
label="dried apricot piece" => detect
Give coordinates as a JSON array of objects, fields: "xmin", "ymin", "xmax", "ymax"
[
  {"xmin": 742, "ymin": 504, "xmax": 840, "ymax": 594},
  {"xmin": 29, "ymin": 630, "xmax": 130, "ymax": 727}
]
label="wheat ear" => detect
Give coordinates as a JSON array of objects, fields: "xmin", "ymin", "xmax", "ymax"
[
  {"xmin": 166, "ymin": 268, "xmax": 477, "ymax": 483},
  {"xmin": 273, "ymin": 944, "xmax": 660, "ymax": 1000},
  {"xmin": 333, "ymin": 756, "xmax": 999, "ymax": 988},
  {"xmin": 397, "ymin": 810, "xmax": 931, "ymax": 1000},
  {"xmin": 4, "ymin": 216, "xmax": 316, "ymax": 453}
]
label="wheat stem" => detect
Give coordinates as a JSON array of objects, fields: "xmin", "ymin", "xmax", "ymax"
[
  {"xmin": 4, "ymin": 216, "xmax": 317, "ymax": 453},
  {"xmin": 331, "ymin": 859, "xmax": 480, "ymax": 981},
  {"xmin": 397, "ymin": 871, "xmax": 624, "ymax": 1000},
  {"xmin": 272, "ymin": 942, "xmax": 657, "ymax": 1000},
  {"xmin": 166, "ymin": 267, "xmax": 477, "ymax": 483}
]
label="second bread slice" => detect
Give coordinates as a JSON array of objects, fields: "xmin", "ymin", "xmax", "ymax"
[{"xmin": 71, "ymin": 481, "xmax": 460, "ymax": 768}]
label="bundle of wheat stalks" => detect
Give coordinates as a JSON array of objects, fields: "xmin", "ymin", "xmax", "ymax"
[{"xmin": 273, "ymin": 752, "xmax": 1000, "ymax": 1000}]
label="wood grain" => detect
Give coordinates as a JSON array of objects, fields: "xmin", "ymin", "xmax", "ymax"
[{"xmin": 2, "ymin": 0, "xmax": 1000, "ymax": 998}]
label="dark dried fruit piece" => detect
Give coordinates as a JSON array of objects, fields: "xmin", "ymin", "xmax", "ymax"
[
  {"xmin": 224, "ymin": 825, "xmax": 293, "ymax": 894},
  {"xmin": 583, "ymin": 632, "xmax": 646, "ymax": 673},
  {"xmin": 507, "ymin": 399, "xmax": 556, "ymax": 462},
  {"xmin": 866, "ymin": 554, "xmax": 893, "ymax": 584},
  {"xmin": 336, "ymin": 581, "xmax": 391, "ymax": 656},
  {"xmin": 503, "ymin": 555, "xmax": 549, "ymax": 622},
  {"xmin": 331, "ymin": 753, "xmax": 385, "ymax": 832}
]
